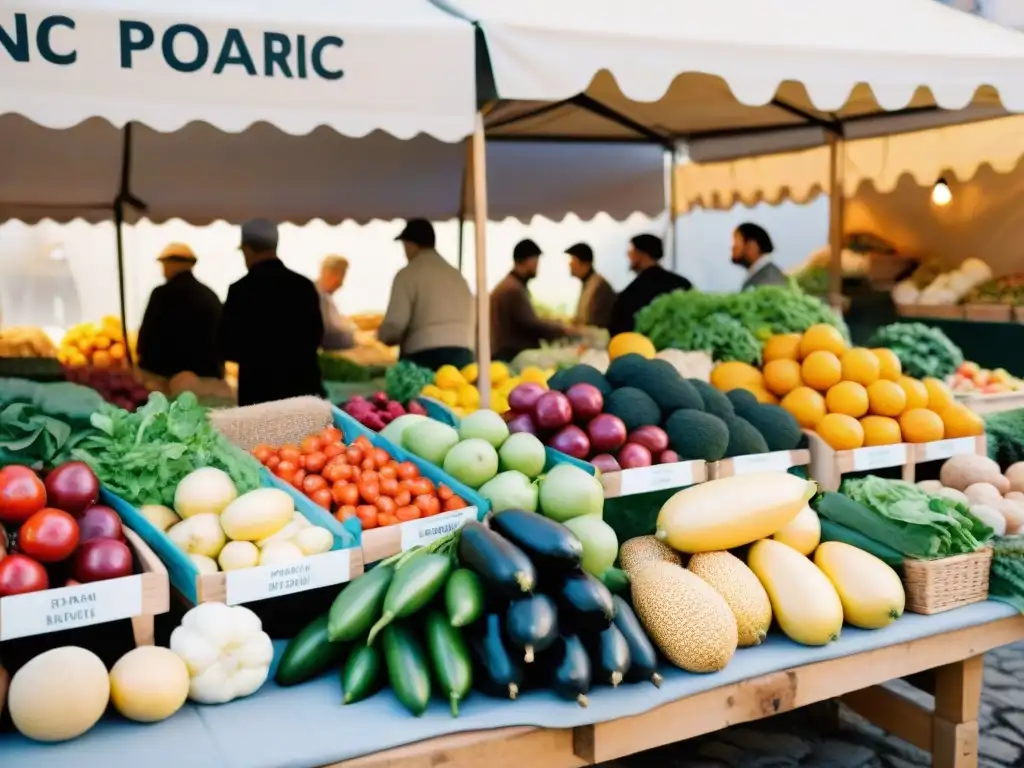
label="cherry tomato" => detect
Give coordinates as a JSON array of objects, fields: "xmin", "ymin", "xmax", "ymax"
[
  {"xmin": 303, "ymin": 474, "xmax": 328, "ymax": 494},
  {"xmin": 444, "ymin": 496, "xmax": 468, "ymax": 512},
  {"xmin": 322, "ymin": 461, "xmax": 347, "ymax": 484},
  {"xmin": 0, "ymin": 466, "xmax": 47, "ymax": 526},
  {"xmin": 354, "ymin": 436, "xmax": 373, "ymax": 452},
  {"xmin": 297, "ymin": 454, "xmax": 308, "ymax": 469},
  {"xmin": 384, "ymin": 460, "xmax": 400, "ymax": 474},
  {"xmin": 278, "ymin": 446, "xmax": 301, "ymax": 464},
  {"xmin": 378, "ymin": 464, "xmax": 398, "ymax": 480},
  {"xmin": 356, "ymin": 505, "xmax": 378, "ymax": 530},
  {"xmin": 393, "ymin": 487, "xmax": 412, "ymax": 508},
  {"xmin": 290, "ymin": 469, "xmax": 307, "ymax": 490},
  {"xmin": 437, "ymin": 483, "xmax": 455, "ymax": 501},
  {"xmin": 19, "ymin": 508, "xmax": 80, "ymax": 562},
  {"xmin": 304, "ymin": 451, "xmax": 327, "ymax": 474},
  {"xmin": 311, "ymin": 488, "xmax": 333, "ymax": 510},
  {"xmin": 361, "ymin": 457, "xmax": 376, "ymax": 472},
  {"xmin": 274, "ymin": 460, "xmax": 298, "ymax": 484},
  {"xmin": 252, "ymin": 445, "xmax": 273, "ymax": 464},
  {"xmin": 360, "ymin": 470, "xmax": 378, "ymax": 485},
  {"xmin": 332, "ymin": 482, "xmax": 360, "ymax": 508},
  {"xmin": 379, "ymin": 477, "xmax": 399, "ymax": 498},
  {"xmin": 320, "ymin": 426, "xmax": 343, "ymax": 445},
  {"xmin": 397, "ymin": 462, "xmax": 420, "ymax": 481},
  {"xmin": 323, "ymin": 443, "xmax": 344, "ymax": 460},
  {"xmin": 0, "ymin": 553, "xmax": 49, "ymax": 596},
  {"xmin": 406, "ymin": 477, "xmax": 434, "ymax": 497},
  {"xmin": 395, "ymin": 505, "xmax": 421, "ymax": 522},
  {"xmin": 345, "ymin": 447, "xmax": 364, "ymax": 465},
  {"xmin": 375, "ymin": 496, "xmax": 397, "ymax": 516},
  {"xmin": 300, "ymin": 435, "xmax": 322, "ymax": 455},
  {"xmin": 358, "ymin": 479, "xmax": 380, "ymax": 504},
  {"xmin": 335, "ymin": 505, "xmax": 357, "ymax": 522},
  {"xmin": 377, "ymin": 513, "xmax": 399, "ymax": 527},
  {"xmin": 371, "ymin": 448, "xmax": 390, "ymax": 468},
  {"xmin": 415, "ymin": 494, "xmax": 441, "ymax": 517},
  {"xmin": 265, "ymin": 454, "xmax": 281, "ymax": 471}
]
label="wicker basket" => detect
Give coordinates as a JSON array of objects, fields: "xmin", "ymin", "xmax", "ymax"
[
  {"xmin": 209, "ymin": 396, "xmax": 334, "ymax": 451},
  {"xmin": 902, "ymin": 548, "xmax": 992, "ymax": 615}
]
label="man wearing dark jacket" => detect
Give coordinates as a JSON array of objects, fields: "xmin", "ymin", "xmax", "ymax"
[
  {"xmin": 137, "ymin": 243, "xmax": 223, "ymax": 380},
  {"xmin": 219, "ymin": 219, "xmax": 324, "ymax": 406},
  {"xmin": 566, "ymin": 243, "xmax": 616, "ymax": 329},
  {"xmin": 733, "ymin": 222, "xmax": 789, "ymax": 290},
  {"xmin": 608, "ymin": 234, "xmax": 692, "ymax": 336},
  {"xmin": 490, "ymin": 239, "xmax": 569, "ymax": 362}
]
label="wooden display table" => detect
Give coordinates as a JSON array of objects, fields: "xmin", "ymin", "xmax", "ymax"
[{"xmin": 331, "ymin": 614, "xmax": 1024, "ymax": 768}]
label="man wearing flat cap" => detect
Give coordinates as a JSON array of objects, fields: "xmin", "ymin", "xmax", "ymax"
[
  {"xmin": 566, "ymin": 243, "xmax": 616, "ymax": 330},
  {"xmin": 219, "ymin": 219, "xmax": 325, "ymax": 406},
  {"xmin": 137, "ymin": 242, "xmax": 223, "ymax": 381},
  {"xmin": 490, "ymin": 239, "xmax": 569, "ymax": 362},
  {"xmin": 608, "ymin": 234, "xmax": 692, "ymax": 337},
  {"xmin": 378, "ymin": 218, "xmax": 475, "ymax": 370}
]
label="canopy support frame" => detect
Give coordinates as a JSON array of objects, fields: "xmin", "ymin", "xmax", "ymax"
[{"xmin": 113, "ymin": 121, "xmax": 148, "ymax": 368}]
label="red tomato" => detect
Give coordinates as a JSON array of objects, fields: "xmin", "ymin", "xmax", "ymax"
[
  {"xmin": 252, "ymin": 445, "xmax": 274, "ymax": 464},
  {"xmin": 323, "ymin": 443, "xmax": 344, "ymax": 460},
  {"xmin": 303, "ymin": 474, "xmax": 328, "ymax": 494},
  {"xmin": 274, "ymin": 460, "xmax": 298, "ymax": 484},
  {"xmin": 265, "ymin": 455, "xmax": 281, "ymax": 471},
  {"xmin": 437, "ymin": 483, "xmax": 454, "ymax": 501},
  {"xmin": 379, "ymin": 477, "xmax": 399, "ymax": 498},
  {"xmin": 444, "ymin": 496, "xmax": 468, "ymax": 512},
  {"xmin": 320, "ymin": 426, "xmax": 343, "ymax": 445},
  {"xmin": 353, "ymin": 436, "xmax": 373, "ymax": 452},
  {"xmin": 322, "ymin": 461, "xmax": 352, "ymax": 484},
  {"xmin": 332, "ymin": 482, "xmax": 359, "ymax": 508},
  {"xmin": 378, "ymin": 465, "xmax": 398, "ymax": 481},
  {"xmin": 395, "ymin": 505, "xmax": 421, "ymax": 522},
  {"xmin": 406, "ymin": 477, "xmax": 434, "ymax": 497},
  {"xmin": 356, "ymin": 505, "xmax": 378, "ymax": 530},
  {"xmin": 0, "ymin": 554, "xmax": 49, "ymax": 596},
  {"xmin": 345, "ymin": 447, "xmax": 364, "ymax": 465},
  {"xmin": 358, "ymin": 479, "xmax": 380, "ymax": 504},
  {"xmin": 360, "ymin": 457, "xmax": 375, "ymax": 472},
  {"xmin": 375, "ymin": 496, "xmax": 397, "ymax": 517},
  {"xmin": 335, "ymin": 504, "xmax": 357, "ymax": 522},
  {"xmin": 311, "ymin": 488, "xmax": 333, "ymax": 510},
  {"xmin": 304, "ymin": 452, "xmax": 327, "ymax": 474},
  {"xmin": 396, "ymin": 462, "xmax": 419, "ymax": 481},
  {"xmin": 377, "ymin": 513, "xmax": 399, "ymax": 527},
  {"xmin": 371, "ymin": 448, "xmax": 391, "ymax": 468},
  {"xmin": 414, "ymin": 494, "xmax": 441, "ymax": 518},
  {"xmin": 278, "ymin": 446, "xmax": 302, "ymax": 465},
  {"xmin": 393, "ymin": 487, "xmax": 412, "ymax": 508},
  {"xmin": 290, "ymin": 469, "xmax": 307, "ymax": 490},
  {"xmin": 300, "ymin": 435, "xmax": 322, "ymax": 455},
  {"xmin": 18, "ymin": 508, "xmax": 80, "ymax": 562},
  {"xmin": 0, "ymin": 466, "xmax": 47, "ymax": 525}
]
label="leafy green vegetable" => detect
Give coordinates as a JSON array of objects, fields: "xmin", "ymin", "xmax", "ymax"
[
  {"xmin": 319, "ymin": 353, "xmax": 372, "ymax": 383},
  {"xmin": 989, "ymin": 535, "xmax": 1024, "ymax": 613},
  {"xmin": 73, "ymin": 392, "xmax": 261, "ymax": 507},
  {"xmin": 0, "ymin": 379, "xmax": 104, "ymax": 467},
  {"xmin": 985, "ymin": 408, "xmax": 1024, "ymax": 469},
  {"xmin": 384, "ymin": 361, "xmax": 435, "ymax": 405},
  {"xmin": 866, "ymin": 322, "xmax": 964, "ymax": 379}
]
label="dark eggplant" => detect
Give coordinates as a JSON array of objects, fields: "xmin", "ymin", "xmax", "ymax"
[
  {"xmin": 583, "ymin": 624, "xmax": 631, "ymax": 687},
  {"xmin": 539, "ymin": 635, "xmax": 591, "ymax": 707},
  {"xmin": 505, "ymin": 594, "xmax": 559, "ymax": 663},
  {"xmin": 467, "ymin": 612, "xmax": 524, "ymax": 700},
  {"xmin": 490, "ymin": 509, "xmax": 583, "ymax": 571},
  {"xmin": 612, "ymin": 596, "xmax": 663, "ymax": 687},
  {"xmin": 458, "ymin": 522, "xmax": 536, "ymax": 597},
  {"xmin": 556, "ymin": 570, "xmax": 616, "ymax": 632}
]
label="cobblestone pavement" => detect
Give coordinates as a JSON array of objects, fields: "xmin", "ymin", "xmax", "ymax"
[{"xmin": 607, "ymin": 642, "xmax": 1024, "ymax": 768}]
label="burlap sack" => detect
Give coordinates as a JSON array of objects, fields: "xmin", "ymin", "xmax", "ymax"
[{"xmin": 209, "ymin": 396, "xmax": 334, "ymax": 451}]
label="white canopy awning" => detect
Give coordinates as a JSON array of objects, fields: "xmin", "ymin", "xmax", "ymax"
[{"xmin": 440, "ymin": 0, "xmax": 1024, "ymax": 143}]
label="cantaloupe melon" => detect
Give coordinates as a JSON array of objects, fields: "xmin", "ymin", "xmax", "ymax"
[
  {"xmin": 687, "ymin": 551, "xmax": 772, "ymax": 647},
  {"xmin": 617, "ymin": 536, "xmax": 681, "ymax": 575}
]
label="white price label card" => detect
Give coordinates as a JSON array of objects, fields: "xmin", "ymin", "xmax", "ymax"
[
  {"xmin": 922, "ymin": 437, "xmax": 977, "ymax": 462},
  {"xmin": 400, "ymin": 507, "xmax": 477, "ymax": 552},
  {"xmin": 852, "ymin": 444, "xmax": 909, "ymax": 472},
  {"xmin": 0, "ymin": 575, "xmax": 144, "ymax": 641},
  {"xmin": 614, "ymin": 462, "xmax": 697, "ymax": 497},
  {"xmin": 730, "ymin": 451, "xmax": 797, "ymax": 476},
  {"xmin": 225, "ymin": 549, "xmax": 352, "ymax": 606}
]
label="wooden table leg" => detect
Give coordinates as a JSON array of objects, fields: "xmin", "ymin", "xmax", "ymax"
[
  {"xmin": 131, "ymin": 614, "xmax": 155, "ymax": 646},
  {"xmin": 932, "ymin": 655, "xmax": 983, "ymax": 768}
]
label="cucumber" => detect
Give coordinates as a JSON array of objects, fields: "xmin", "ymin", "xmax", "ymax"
[
  {"xmin": 341, "ymin": 644, "xmax": 383, "ymax": 705},
  {"xmin": 368, "ymin": 554, "xmax": 452, "ymax": 645},
  {"xmin": 328, "ymin": 564, "xmax": 394, "ymax": 642},
  {"xmin": 818, "ymin": 518, "xmax": 905, "ymax": 570},
  {"xmin": 445, "ymin": 568, "xmax": 485, "ymax": 628},
  {"xmin": 382, "ymin": 622, "xmax": 432, "ymax": 717},
  {"xmin": 457, "ymin": 522, "xmax": 536, "ymax": 597},
  {"xmin": 467, "ymin": 612, "xmax": 523, "ymax": 700},
  {"xmin": 540, "ymin": 635, "xmax": 591, "ymax": 707},
  {"xmin": 556, "ymin": 570, "xmax": 616, "ymax": 633},
  {"xmin": 275, "ymin": 613, "xmax": 346, "ymax": 686},
  {"xmin": 424, "ymin": 610, "xmax": 473, "ymax": 717},
  {"xmin": 489, "ymin": 509, "xmax": 583, "ymax": 571},
  {"xmin": 584, "ymin": 624, "xmax": 631, "ymax": 687},
  {"xmin": 612, "ymin": 596, "xmax": 662, "ymax": 687},
  {"xmin": 505, "ymin": 594, "xmax": 559, "ymax": 663},
  {"xmin": 599, "ymin": 566, "xmax": 630, "ymax": 598}
]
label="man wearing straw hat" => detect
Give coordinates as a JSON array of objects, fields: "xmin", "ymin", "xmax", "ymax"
[{"xmin": 137, "ymin": 242, "xmax": 223, "ymax": 380}]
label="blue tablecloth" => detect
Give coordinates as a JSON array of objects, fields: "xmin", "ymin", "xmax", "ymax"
[{"xmin": 2, "ymin": 600, "xmax": 1018, "ymax": 768}]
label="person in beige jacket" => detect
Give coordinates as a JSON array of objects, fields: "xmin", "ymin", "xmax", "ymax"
[
  {"xmin": 566, "ymin": 242, "xmax": 616, "ymax": 329},
  {"xmin": 378, "ymin": 219, "xmax": 475, "ymax": 370}
]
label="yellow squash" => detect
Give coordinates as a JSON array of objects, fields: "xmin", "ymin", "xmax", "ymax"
[
  {"xmin": 656, "ymin": 473, "xmax": 816, "ymax": 553},
  {"xmin": 813, "ymin": 542, "xmax": 905, "ymax": 629},
  {"xmin": 772, "ymin": 504, "xmax": 821, "ymax": 555},
  {"xmin": 748, "ymin": 539, "xmax": 844, "ymax": 646}
]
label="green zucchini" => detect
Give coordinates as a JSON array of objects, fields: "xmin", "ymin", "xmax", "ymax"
[
  {"xmin": 382, "ymin": 622, "xmax": 432, "ymax": 717},
  {"xmin": 341, "ymin": 644, "xmax": 383, "ymax": 705},
  {"xmin": 368, "ymin": 553, "xmax": 452, "ymax": 645},
  {"xmin": 275, "ymin": 613, "xmax": 345, "ymax": 686},
  {"xmin": 328, "ymin": 564, "xmax": 395, "ymax": 642},
  {"xmin": 424, "ymin": 610, "xmax": 473, "ymax": 717},
  {"xmin": 818, "ymin": 518, "xmax": 905, "ymax": 571},
  {"xmin": 445, "ymin": 568, "xmax": 485, "ymax": 628},
  {"xmin": 599, "ymin": 567, "xmax": 630, "ymax": 598}
]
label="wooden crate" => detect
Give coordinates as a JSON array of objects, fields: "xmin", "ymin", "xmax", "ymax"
[
  {"xmin": 895, "ymin": 304, "xmax": 965, "ymax": 320},
  {"xmin": 806, "ymin": 431, "xmax": 986, "ymax": 491},
  {"xmin": 600, "ymin": 460, "xmax": 707, "ymax": 499},
  {"xmin": 1014, "ymin": 306, "xmax": 1024, "ymax": 324},
  {"xmin": 962, "ymin": 303, "xmax": 1013, "ymax": 322},
  {"xmin": 360, "ymin": 507, "xmax": 481, "ymax": 564},
  {"xmin": 0, "ymin": 528, "xmax": 169, "ymax": 647},
  {"xmin": 707, "ymin": 449, "xmax": 810, "ymax": 480},
  {"xmin": 956, "ymin": 390, "xmax": 1024, "ymax": 415}
]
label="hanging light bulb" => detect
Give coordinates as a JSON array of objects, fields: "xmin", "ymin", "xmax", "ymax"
[{"xmin": 931, "ymin": 177, "xmax": 952, "ymax": 207}]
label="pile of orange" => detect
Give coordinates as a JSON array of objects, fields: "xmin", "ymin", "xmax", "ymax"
[{"xmin": 709, "ymin": 324, "xmax": 984, "ymax": 451}]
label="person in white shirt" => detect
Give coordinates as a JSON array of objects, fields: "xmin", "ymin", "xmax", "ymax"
[
  {"xmin": 316, "ymin": 255, "xmax": 356, "ymax": 351},
  {"xmin": 732, "ymin": 223, "xmax": 789, "ymax": 290}
]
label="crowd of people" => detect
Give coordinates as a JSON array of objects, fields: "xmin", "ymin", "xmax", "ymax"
[{"xmin": 136, "ymin": 218, "xmax": 786, "ymax": 407}]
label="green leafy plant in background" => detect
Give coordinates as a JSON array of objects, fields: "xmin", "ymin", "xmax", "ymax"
[
  {"xmin": 0, "ymin": 379, "xmax": 104, "ymax": 468},
  {"xmin": 384, "ymin": 360, "xmax": 435, "ymax": 404},
  {"xmin": 866, "ymin": 322, "xmax": 964, "ymax": 379}
]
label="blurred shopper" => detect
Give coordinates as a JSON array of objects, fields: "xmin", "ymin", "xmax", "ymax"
[
  {"xmin": 733, "ymin": 223, "xmax": 788, "ymax": 289},
  {"xmin": 491, "ymin": 239, "xmax": 569, "ymax": 362},
  {"xmin": 608, "ymin": 234, "xmax": 692, "ymax": 336},
  {"xmin": 379, "ymin": 219, "xmax": 475, "ymax": 370},
  {"xmin": 317, "ymin": 254, "xmax": 357, "ymax": 351},
  {"xmin": 220, "ymin": 220, "xmax": 324, "ymax": 406},
  {"xmin": 137, "ymin": 243, "xmax": 223, "ymax": 380},
  {"xmin": 566, "ymin": 242, "xmax": 616, "ymax": 330}
]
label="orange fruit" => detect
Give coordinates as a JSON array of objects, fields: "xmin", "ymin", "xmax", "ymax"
[
  {"xmin": 817, "ymin": 413, "xmax": 865, "ymax": 451},
  {"xmin": 860, "ymin": 416, "xmax": 902, "ymax": 446},
  {"xmin": 781, "ymin": 386, "xmax": 827, "ymax": 429},
  {"xmin": 898, "ymin": 376, "xmax": 929, "ymax": 410},
  {"xmin": 711, "ymin": 361, "xmax": 763, "ymax": 392},
  {"xmin": 872, "ymin": 348, "xmax": 903, "ymax": 381},
  {"xmin": 798, "ymin": 324, "xmax": 848, "ymax": 360},
  {"xmin": 825, "ymin": 381, "xmax": 869, "ymax": 418},
  {"xmin": 801, "ymin": 351, "xmax": 842, "ymax": 391},
  {"xmin": 840, "ymin": 348, "xmax": 880, "ymax": 386},
  {"xmin": 938, "ymin": 403, "xmax": 985, "ymax": 438},
  {"xmin": 745, "ymin": 385, "xmax": 780, "ymax": 405},
  {"xmin": 924, "ymin": 377, "xmax": 955, "ymax": 412},
  {"xmin": 763, "ymin": 359, "xmax": 803, "ymax": 397},
  {"xmin": 899, "ymin": 408, "xmax": 944, "ymax": 443},
  {"xmin": 763, "ymin": 334, "xmax": 802, "ymax": 363},
  {"xmin": 867, "ymin": 380, "xmax": 907, "ymax": 417}
]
